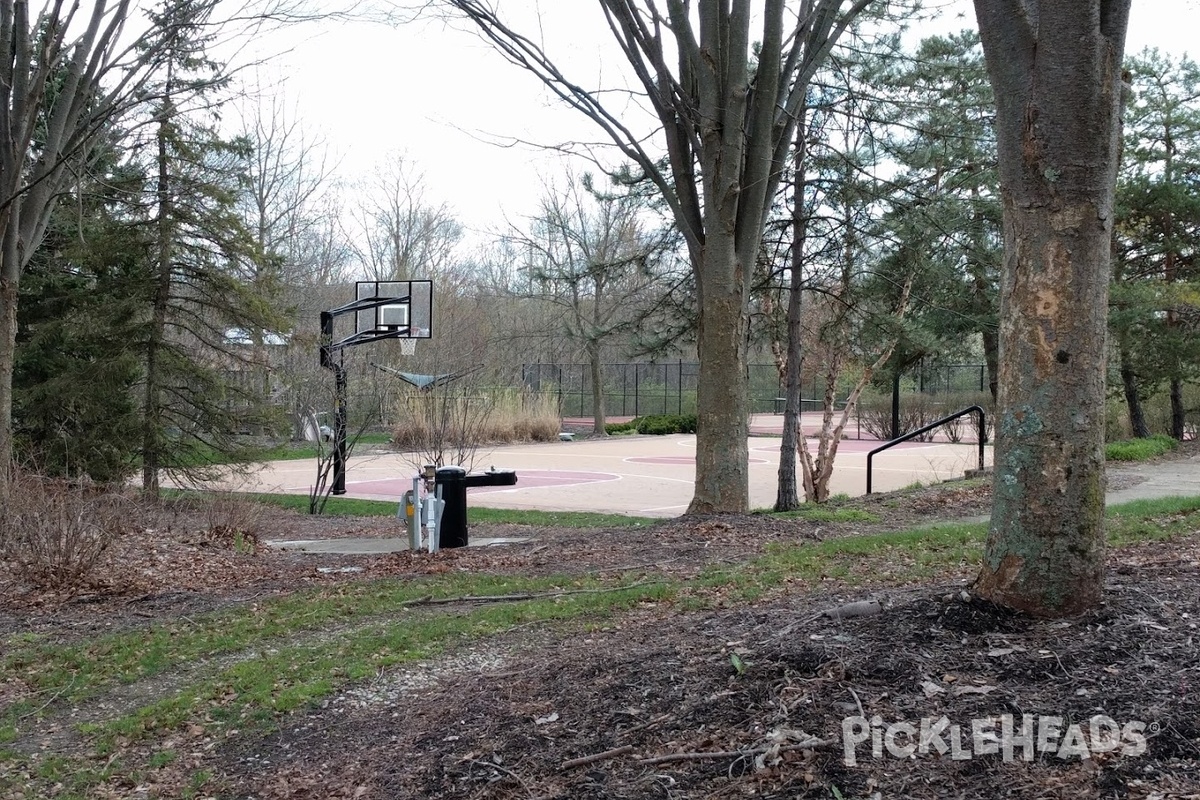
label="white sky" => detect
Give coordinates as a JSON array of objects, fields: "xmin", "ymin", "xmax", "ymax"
[{"xmin": 243, "ymin": 0, "xmax": 1200, "ymax": 244}]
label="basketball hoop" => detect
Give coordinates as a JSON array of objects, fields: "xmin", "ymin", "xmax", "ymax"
[{"xmin": 399, "ymin": 338, "xmax": 417, "ymax": 357}]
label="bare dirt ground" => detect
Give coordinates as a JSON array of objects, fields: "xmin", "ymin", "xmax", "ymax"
[{"xmin": 2, "ymin": 443, "xmax": 1198, "ymax": 799}]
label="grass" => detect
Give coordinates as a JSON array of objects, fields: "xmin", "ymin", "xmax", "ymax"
[
  {"xmin": 4, "ymin": 494, "xmax": 1199, "ymax": 797},
  {"xmin": 1105, "ymin": 434, "xmax": 1179, "ymax": 462},
  {"xmin": 756, "ymin": 506, "xmax": 881, "ymax": 523},
  {"xmin": 223, "ymin": 490, "xmax": 658, "ymax": 527},
  {"xmin": 250, "ymin": 433, "xmax": 394, "ymax": 462}
]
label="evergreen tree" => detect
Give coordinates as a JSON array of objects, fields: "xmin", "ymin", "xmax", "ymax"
[
  {"xmin": 133, "ymin": 0, "xmax": 290, "ymax": 494},
  {"xmin": 876, "ymin": 31, "xmax": 1002, "ymax": 400},
  {"xmin": 1112, "ymin": 49, "xmax": 1200, "ymax": 439},
  {"xmin": 14, "ymin": 155, "xmax": 146, "ymax": 483}
]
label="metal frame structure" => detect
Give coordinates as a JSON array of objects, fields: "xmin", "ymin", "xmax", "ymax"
[{"xmin": 320, "ymin": 280, "xmax": 432, "ymax": 494}]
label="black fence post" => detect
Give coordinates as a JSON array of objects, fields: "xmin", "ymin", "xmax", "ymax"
[
  {"xmin": 635, "ymin": 363, "xmax": 640, "ymax": 417},
  {"xmin": 677, "ymin": 360, "xmax": 683, "ymax": 415}
]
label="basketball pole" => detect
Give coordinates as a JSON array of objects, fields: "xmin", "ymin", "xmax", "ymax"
[
  {"xmin": 333, "ymin": 353, "xmax": 348, "ymax": 495},
  {"xmin": 320, "ymin": 281, "xmax": 431, "ymax": 499}
]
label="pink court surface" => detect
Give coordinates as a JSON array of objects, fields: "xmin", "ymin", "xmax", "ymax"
[{"xmin": 223, "ymin": 414, "xmax": 992, "ymax": 518}]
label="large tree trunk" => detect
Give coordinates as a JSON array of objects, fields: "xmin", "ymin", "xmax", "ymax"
[
  {"xmin": 690, "ymin": 280, "xmax": 749, "ymax": 514},
  {"xmin": 973, "ymin": 0, "xmax": 1130, "ymax": 617}
]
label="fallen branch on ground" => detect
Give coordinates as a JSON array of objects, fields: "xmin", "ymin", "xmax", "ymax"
[
  {"xmin": 561, "ymin": 745, "xmax": 635, "ymax": 769},
  {"xmin": 637, "ymin": 738, "xmax": 837, "ymax": 766}
]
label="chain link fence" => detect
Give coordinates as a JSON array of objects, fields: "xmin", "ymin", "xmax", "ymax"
[{"xmin": 523, "ymin": 362, "xmax": 989, "ymax": 419}]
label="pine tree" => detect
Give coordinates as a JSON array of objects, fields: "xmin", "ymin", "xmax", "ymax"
[
  {"xmin": 1112, "ymin": 48, "xmax": 1200, "ymax": 439},
  {"xmin": 133, "ymin": 0, "xmax": 290, "ymax": 494}
]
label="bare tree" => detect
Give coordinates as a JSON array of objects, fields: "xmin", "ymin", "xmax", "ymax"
[
  {"xmin": 238, "ymin": 90, "xmax": 340, "ymax": 285},
  {"xmin": 440, "ymin": 0, "xmax": 876, "ymax": 513},
  {"xmin": 510, "ymin": 172, "xmax": 667, "ymax": 433},
  {"xmin": 348, "ymin": 152, "xmax": 463, "ymax": 282},
  {"xmin": 971, "ymin": 0, "xmax": 1131, "ymax": 616}
]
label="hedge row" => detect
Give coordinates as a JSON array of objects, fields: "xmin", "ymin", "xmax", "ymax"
[{"xmin": 606, "ymin": 413, "xmax": 698, "ymax": 436}]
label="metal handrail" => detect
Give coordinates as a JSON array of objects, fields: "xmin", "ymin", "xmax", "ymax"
[{"xmin": 866, "ymin": 405, "xmax": 988, "ymax": 494}]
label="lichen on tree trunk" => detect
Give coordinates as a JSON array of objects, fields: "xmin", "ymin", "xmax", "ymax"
[
  {"xmin": 971, "ymin": 0, "xmax": 1129, "ymax": 617},
  {"xmin": 977, "ymin": 200, "xmax": 1110, "ymax": 615}
]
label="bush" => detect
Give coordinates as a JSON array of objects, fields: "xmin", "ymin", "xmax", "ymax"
[
  {"xmin": 391, "ymin": 387, "xmax": 562, "ymax": 450},
  {"xmin": 602, "ymin": 414, "xmax": 697, "ymax": 436},
  {"xmin": 856, "ymin": 392, "xmax": 994, "ymax": 442},
  {"xmin": 192, "ymin": 491, "xmax": 264, "ymax": 552},
  {"xmin": 0, "ymin": 474, "xmax": 128, "ymax": 591},
  {"xmin": 635, "ymin": 413, "xmax": 698, "ymax": 435}
]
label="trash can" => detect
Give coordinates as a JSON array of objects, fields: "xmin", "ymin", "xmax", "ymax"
[{"xmin": 435, "ymin": 467, "xmax": 518, "ymax": 548}]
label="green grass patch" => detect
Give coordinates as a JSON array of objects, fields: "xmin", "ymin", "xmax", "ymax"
[
  {"xmin": 250, "ymin": 434, "xmax": 394, "ymax": 463},
  {"xmin": 1105, "ymin": 495, "xmax": 1200, "ymax": 545},
  {"xmin": 704, "ymin": 495, "xmax": 1200, "ymax": 599},
  {"xmin": 2, "ymin": 573, "xmax": 670, "ymax": 720},
  {"xmin": 756, "ymin": 506, "xmax": 881, "ymax": 523},
  {"xmin": 1105, "ymin": 434, "xmax": 1178, "ymax": 462},
  {"xmin": 467, "ymin": 507, "xmax": 657, "ymax": 527},
  {"xmin": 81, "ymin": 579, "xmax": 672, "ymax": 751}
]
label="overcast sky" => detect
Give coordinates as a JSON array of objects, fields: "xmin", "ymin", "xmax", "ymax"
[{"xmin": 246, "ymin": 1, "xmax": 1200, "ymax": 245}]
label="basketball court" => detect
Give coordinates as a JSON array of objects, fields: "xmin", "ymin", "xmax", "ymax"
[
  {"xmin": 273, "ymin": 280, "xmax": 992, "ymax": 517},
  {"xmin": 220, "ymin": 422, "xmax": 992, "ymax": 518}
]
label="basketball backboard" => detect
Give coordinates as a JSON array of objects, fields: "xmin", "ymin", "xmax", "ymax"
[{"xmin": 354, "ymin": 280, "xmax": 433, "ymax": 339}]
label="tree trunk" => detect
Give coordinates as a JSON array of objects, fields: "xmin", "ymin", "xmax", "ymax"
[
  {"xmin": 588, "ymin": 340, "xmax": 607, "ymax": 436},
  {"xmin": 1170, "ymin": 377, "xmax": 1185, "ymax": 441},
  {"xmin": 0, "ymin": 264, "xmax": 16, "ymax": 499},
  {"xmin": 978, "ymin": 199, "xmax": 1112, "ymax": 615},
  {"xmin": 143, "ymin": 83, "xmax": 175, "ymax": 496},
  {"xmin": 890, "ymin": 366, "xmax": 902, "ymax": 440},
  {"xmin": 982, "ymin": 327, "xmax": 999, "ymax": 402},
  {"xmin": 972, "ymin": 0, "xmax": 1130, "ymax": 617},
  {"xmin": 776, "ymin": 112, "xmax": 810, "ymax": 512},
  {"xmin": 689, "ymin": 283, "xmax": 749, "ymax": 514},
  {"xmin": 1118, "ymin": 342, "xmax": 1151, "ymax": 438}
]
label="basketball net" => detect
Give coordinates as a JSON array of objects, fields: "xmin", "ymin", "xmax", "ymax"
[{"xmin": 399, "ymin": 338, "xmax": 416, "ymax": 357}]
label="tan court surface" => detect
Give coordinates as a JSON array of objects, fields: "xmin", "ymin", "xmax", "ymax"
[{"xmin": 214, "ymin": 414, "xmax": 993, "ymax": 518}]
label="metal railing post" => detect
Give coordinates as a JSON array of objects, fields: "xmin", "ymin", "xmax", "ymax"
[{"xmin": 866, "ymin": 405, "xmax": 988, "ymax": 494}]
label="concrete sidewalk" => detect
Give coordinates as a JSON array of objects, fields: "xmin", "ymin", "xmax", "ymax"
[{"xmin": 1105, "ymin": 454, "xmax": 1200, "ymax": 505}]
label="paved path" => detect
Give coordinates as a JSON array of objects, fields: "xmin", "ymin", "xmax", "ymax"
[{"xmin": 1104, "ymin": 454, "xmax": 1200, "ymax": 505}]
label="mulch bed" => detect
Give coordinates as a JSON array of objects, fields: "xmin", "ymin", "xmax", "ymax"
[{"xmin": 212, "ymin": 535, "xmax": 1200, "ymax": 799}]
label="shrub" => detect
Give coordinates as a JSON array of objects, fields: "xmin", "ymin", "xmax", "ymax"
[
  {"xmin": 605, "ymin": 420, "xmax": 639, "ymax": 435},
  {"xmin": 391, "ymin": 387, "xmax": 562, "ymax": 450},
  {"xmin": 634, "ymin": 413, "xmax": 698, "ymax": 435},
  {"xmin": 0, "ymin": 473, "xmax": 128, "ymax": 590},
  {"xmin": 857, "ymin": 392, "xmax": 994, "ymax": 442},
  {"xmin": 192, "ymin": 491, "xmax": 264, "ymax": 552}
]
